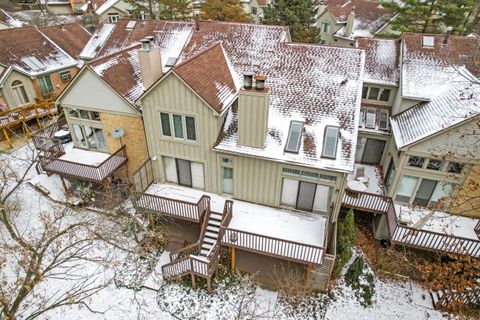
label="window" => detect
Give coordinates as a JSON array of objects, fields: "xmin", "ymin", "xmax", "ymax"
[
  {"xmin": 108, "ymin": 13, "xmax": 119, "ymax": 23},
  {"xmin": 395, "ymin": 176, "xmax": 419, "ymax": 203},
  {"xmin": 368, "ymin": 87, "xmax": 380, "ymax": 100},
  {"xmin": 251, "ymin": 7, "xmax": 257, "ymax": 14},
  {"xmin": 68, "ymin": 109, "xmax": 100, "ymax": 121},
  {"xmin": 285, "ymin": 121, "xmax": 303, "ymax": 153},
  {"xmin": 320, "ymin": 40, "xmax": 326, "ymax": 45},
  {"xmin": 71, "ymin": 124, "xmax": 106, "ymax": 151},
  {"xmin": 378, "ymin": 110, "xmax": 389, "ymax": 130},
  {"xmin": 68, "ymin": 108, "xmax": 78, "ymax": 118},
  {"xmin": 365, "ymin": 108, "xmax": 376, "ymax": 129},
  {"xmin": 38, "ymin": 75, "xmax": 54, "ymax": 97},
  {"xmin": 426, "ymin": 159, "xmax": 444, "ymax": 171},
  {"xmin": 413, "ymin": 179, "xmax": 437, "ymax": 206},
  {"xmin": 60, "ymin": 71, "xmax": 72, "ymax": 82},
  {"xmin": 362, "ymin": 86, "xmax": 368, "ymax": 99},
  {"xmin": 11, "ymin": 80, "xmax": 29, "ymax": 106},
  {"xmin": 379, "ymin": 89, "xmax": 391, "ymax": 102},
  {"xmin": 322, "ymin": 126, "xmax": 339, "ymax": 159},
  {"xmin": 173, "ymin": 114, "xmax": 183, "ymax": 138},
  {"xmin": 430, "ymin": 182, "xmax": 454, "ymax": 207},
  {"xmin": 447, "ymin": 162, "xmax": 463, "ymax": 174},
  {"xmin": 321, "ymin": 22, "xmax": 330, "ymax": 33},
  {"xmin": 281, "ymin": 167, "xmax": 336, "ymax": 182},
  {"xmin": 407, "ymin": 156, "xmax": 425, "ymax": 168},
  {"xmin": 384, "ymin": 160, "xmax": 396, "ymax": 191},
  {"xmin": 185, "ymin": 116, "xmax": 196, "ymax": 140},
  {"xmin": 160, "ymin": 113, "xmax": 171, "ymax": 136}
]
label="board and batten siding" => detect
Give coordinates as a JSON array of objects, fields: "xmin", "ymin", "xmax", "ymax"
[{"xmin": 142, "ymin": 72, "xmax": 224, "ymax": 194}]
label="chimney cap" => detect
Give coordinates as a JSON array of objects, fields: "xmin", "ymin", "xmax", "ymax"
[
  {"xmin": 243, "ymin": 72, "xmax": 254, "ymax": 89},
  {"xmin": 255, "ymin": 74, "xmax": 267, "ymax": 90}
]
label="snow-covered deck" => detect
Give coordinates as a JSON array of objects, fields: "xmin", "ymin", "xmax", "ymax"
[
  {"xmin": 346, "ymin": 163, "xmax": 385, "ymax": 195},
  {"xmin": 143, "ymin": 183, "xmax": 328, "ymax": 265}
]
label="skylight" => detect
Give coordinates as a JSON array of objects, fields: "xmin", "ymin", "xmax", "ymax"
[
  {"xmin": 125, "ymin": 21, "xmax": 137, "ymax": 30},
  {"xmin": 165, "ymin": 57, "xmax": 177, "ymax": 68},
  {"xmin": 422, "ymin": 36, "xmax": 435, "ymax": 48},
  {"xmin": 21, "ymin": 57, "xmax": 45, "ymax": 72},
  {"xmin": 285, "ymin": 121, "xmax": 303, "ymax": 153},
  {"xmin": 321, "ymin": 126, "xmax": 339, "ymax": 159}
]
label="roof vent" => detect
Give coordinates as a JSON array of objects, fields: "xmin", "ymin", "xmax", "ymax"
[
  {"xmin": 243, "ymin": 72, "xmax": 254, "ymax": 89},
  {"xmin": 126, "ymin": 20, "xmax": 136, "ymax": 30},
  {"xmin": 422, "ymin": 36, "xmax": 435, "ymax": 48},
  {"xmin": 165, "ymin": 57, "xmax": 177, "ymax": 68}
]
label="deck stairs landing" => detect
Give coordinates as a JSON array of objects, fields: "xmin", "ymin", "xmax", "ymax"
[{"xmin": 161, "ymin": 200, "xmax": 233, "ymax": 292}]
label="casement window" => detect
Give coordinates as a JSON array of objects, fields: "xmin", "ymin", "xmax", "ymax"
[
  {"xmin": 365, "ymin": 108, "xmax": 376, "ymax": 129},
  {"xmin": 378, "ymin": 110, "xmax": 389, "ymax": 130},
  {"xmin": 407, "ymin": 156, "xmax": 425, "ymax": 168},
  {"xmin": 163, "ymin": 156, "xmax": 204, "ymax": 189},
  {"xmin": 160, "ymin": 112, "xmax": 196, "ymax": 142},
  {"xmin": 108, "ymin": 13, "xmax": 119, "ymax": 23},
  {"xmin": 395, "ymin": 175, "xmax": 455, "ymax": 207},
  {"xmin": 321, "ymin": 22, "xmax": 330, "ymax": 33},
  {"xmin": 321, "ymin": 126, "xmax": 339, "ymax": 159},
  {"xmin": 362, "ymin": 86, "xmax": 391, "ymax": 102},
  {"xmin": 285, "ymin": 121, "xmax": 303, "ymax": 153},
  {"xmin": 38, "ymin": 75, "xmax": 54, "ymax": 97},
  {"xmin": 281, "ymin": 178, "xmax": 331, "ymax": 213},
  {"xmin": 11, "ymin": 80, "xmax": 29, "ymax": 106},
  {"xmin": 60, "ymin": 71, "xmax": 72, "ymax": 82}
]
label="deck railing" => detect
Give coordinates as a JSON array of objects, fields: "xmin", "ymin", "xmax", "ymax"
[
  {"xmin": 475, "ymin": 221, "xmax": 480, "ymax": 238},
  {"xmin": 0, "ymin": 102, "xmax": 56, "ymax": 130},
  {"xmin": 132, "ymin": 159, "xmax": 154, "ymax": 192},
  {"xmin": 135, "ymin": 194, "xmax": 210, "ymax": 223},
  {"xmin": 221, "ymin": 227, "xmax": 325, "ymax": 265},
  {"xmin": 31, "ymin": 115, "xmax": 66, "ymax": 150},
  {"xmin": 343, "ymin": 189, "xmax": 480, "ymax": 258},
  {"xmin": 43, "ymin": 145, "xmax": 127, "ymax": 183}
]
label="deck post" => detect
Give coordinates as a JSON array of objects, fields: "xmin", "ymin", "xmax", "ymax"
[
  {"xmin": 231, "ymin": 247, "xmax": 236, "ymax": 272},
  {"xmin": 207, "ymin": 277, "xmax": 211, "ymax": 293},
  {"xmin": 60, "ymin": 177, "xmax": 70, "ymax": 195},
  {"xmin": 305, "ymin": 263, "xmax": 313, "ymax": 284},
  {"xmin": 2, "ymin": 128, "xmax": 12, "ymax": 148},
  {"xmin": 191, "ymin": 273, "xmax": 196, "ymax": 289}
]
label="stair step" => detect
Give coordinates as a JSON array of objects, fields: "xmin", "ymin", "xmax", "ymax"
[
  {"xmin": 200, "ymin": 248, "xmax": 210, "ymax": 256},
  {"xmin": 201, "ymin": 242, "xmax": 213, "ymax": 250},
  {"xmin": 203, "ymin": 237, "xmax": 215, "ymax": 244},
  {"xmin": 207, "ymin": 225, "xmax": 220, "ymax": 233},
  {"xmin": 210, "ymin": 213, "xmax": 223, "ymax": 221},
  {"xmin": 205, "ymin": 231, "xmax": 219, "ymax": 239},
  {"xmin": 208, "ymin": 219, "xmax": 221, "ymax": 227}
]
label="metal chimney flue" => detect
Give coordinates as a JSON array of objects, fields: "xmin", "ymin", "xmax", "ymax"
[
  {"xmin": 443, "ymin": 26, "xmax": 453, "ymax": 45},
  {"xmin": 255, "ymin": 75, "xmax": 266, "ymax": 90},
  {"xmin": 243, "ymin": 72, "xmax": 254, "ymax": 89}
]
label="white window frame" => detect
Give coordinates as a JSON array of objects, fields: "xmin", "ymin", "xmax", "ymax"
[
  {"xmin": 285, "ymin": 121, "xmax": 303, "ymax": 153},
  {"xmin": 321, "ymin": 22, "xmax": 330, "ymax": 33},
  {"xmin": 395, "ymin": 175, "xmax": 455, "ymax": 207},
  {"xmin": 60, "ymin": 70, "xmax": 72, "ymax": 82},
  {"xmin": 159, "ymin": 112, "xmax": 197, "ymax": 142},
  {"xmin": 108, "ymin": 13, "xmax": 119, "ymax": 23},
  {"xmin": 378, "ymin": 110, "xmax": 389, "ymax": 130},
  {"xmin": 11, "ymin": 80, "xmax": 30, "ymax": 106},
  {"xmin": 321, "ymin": 126, "xmax": 339, "ymax": 159},
  {"xmin": 365, "ymin": 108, "xmax": 376, "ymax": 129}
]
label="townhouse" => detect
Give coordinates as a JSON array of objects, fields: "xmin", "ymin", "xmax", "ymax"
[
  {"xmin": 241, "ymin": 0, "xmax": 271, "ymax": 22},
  {"xmin": 317, "ymin": 0, "xmax": 396, "ymax": 47},
  {"xmin": 46, "ymin": 0, "xmax": 86, "ymax": 14},
  {"xmin": 0, "ymin": 9, "xmax": 23, "ymax": 29},
  {"xmin": 81, "ymin": 0, "xmax": 132, "ymax": 23}
]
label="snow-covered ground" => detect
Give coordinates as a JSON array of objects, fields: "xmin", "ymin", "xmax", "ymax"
[{"xmin": 0, "ymin": 144, "xmax": 447, "ymax": 319}]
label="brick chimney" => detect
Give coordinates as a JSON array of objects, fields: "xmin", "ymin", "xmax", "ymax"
[
  {"xmin": 138, "ymin": 36, "xmax": 163, "ymax": 90},
  {"xmin": 345, "ymin": 7, "xmax": 355, "ymax": 38},
  {"xmin": 238, "ymin": 73, "xmax": 270, "ymax": 148}
]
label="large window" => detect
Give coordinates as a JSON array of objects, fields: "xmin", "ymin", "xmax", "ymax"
[
  {"xmin": 395, "ymin": 175, "xmax": 455, "ymax": 207},
  {"xmin": 384, "ymin": 160, "xmax": 396, "ymax": 191},
  {"xmin": 281, "ymin": 178, "xmax": 331, "ymax": 213},
  {"xmin": 358, "ymin": 108, "xmax": 389, "ymax": 131},
  {"xmin": 160, "ymin": 112, "xmax": 196, "ymax": 142},
  {"xmin": 11, "ymin": 80, "xmax": 29, "ymax": 106},
  {"xmin": 355, "ymin": 137, "xmax": 386, "ymax": 164},
  {"xmin": 395, "ymin": 176, "xmax": 419, "ymax": 204},
  {"xmin": 163, "ymin": 157, "xmax": 204, "ymax": 189},
  {"xmin": 67, "ymin": 108, "xmax": 106, "ymax": 151},
  {"xmin": 38, "ymin": 75, "xmax": 54, "ymax": 97}
]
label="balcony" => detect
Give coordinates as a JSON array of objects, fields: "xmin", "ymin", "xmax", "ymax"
[
  {"xmin": 135, "ymin": 183, "xmax": 329, "ymax": 265},
  {"xmin": 38, "ymin": 141, "xmax": 127, "ymax": 183},
  {"xmin": 342, "ymin": 165, "xmax": 480, "ymax": 258}
]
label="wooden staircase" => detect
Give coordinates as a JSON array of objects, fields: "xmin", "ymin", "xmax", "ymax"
[{"xmin": 161, "ymin": 200, "xmax": 233, "ymax": 292}]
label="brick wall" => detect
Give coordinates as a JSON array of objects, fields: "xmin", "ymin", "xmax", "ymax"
[
  {"xmin": 32, "ymin": 66, "xmax": 79, "ymax": 101},
  {"xmin": 100, "ymin": 112, "xmax": 149, "ymax": 182}
]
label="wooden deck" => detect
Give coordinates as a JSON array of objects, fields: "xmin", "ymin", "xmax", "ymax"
[{"xmin": 342, "ymin": 191, "xmax": 480, "ymax": 258}]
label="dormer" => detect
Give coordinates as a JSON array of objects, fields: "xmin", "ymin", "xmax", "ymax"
[{"xmin": 238, "ymin": 73, "xmax": 270, "ymax": 149}]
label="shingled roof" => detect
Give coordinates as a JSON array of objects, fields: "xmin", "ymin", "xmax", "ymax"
[
  {"xmin": 39, "ymin": 23, "xmax": 92, "ymax": 59},
  {"xmin": 0, "ymin": 26, "xmax": 77, "ymax": 77},
  {"xmin": 356, "ymin": 37, "xmax": 399, "ymax": 85},
  {"xmin": 0, "ymin": 9, "xmax": 22, "ymax": 28},
  {"xmin": 174, "ymin": 43, "xmax": 239, "ymax": 113}
]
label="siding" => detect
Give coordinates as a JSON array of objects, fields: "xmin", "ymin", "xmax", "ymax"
[
  {"xmin": 33, "ymin": 66, "xmax": 79, "ymax": 101},
  {"xmin": 2, "ymin": 70, "xmax": 36, "ymax": 109},
  {"xmin": 142, "ymin": 73, "xmax": 223, "ymax": 193}
]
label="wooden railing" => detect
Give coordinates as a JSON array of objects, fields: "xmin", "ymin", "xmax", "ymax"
[
  {"xmin": 31, "ymin": 115, "xmax": 66, "ymax": 150},
  {"xmin": 221, "ymin": 227, "xmax": 325, "ymax": 265},
  {"xmin": 0, "ymin": 102, "xmax": 56, "ymax": 129},
  {"xmin": 132, "ymin": 158, "xmax": 154, "ymax": 192},
  {"xmin": 342, "ymin": 190, "xmax": 391, "ymax": 214},
  {"xmin": 170, "ymin": 243, "xmax": 199, "ymax": 261},
  {"xmin": 475, "ymin": 221, "xmax": 480, "ymax": 238},
  {"xmin": 135, "ymin": 194, "xmax": 210, "ymax": 223},
  {"xmin": 43, "ymin": 145, "xmax": 127, "ymax": 183},
  {"xmin": 433, "ymin": 284, "xmax": 480, "ymax": 309},
  {"xmin": 162, "ymin": 256, "xmax": 191, "ymax": 279}
]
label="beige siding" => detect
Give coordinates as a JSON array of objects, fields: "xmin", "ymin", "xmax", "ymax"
[
  {"xmin": 0, "ymin": 22, "xmax": 9, "ymax": 30},
  {"xmin": 361, "ymin": 83, "xmax": 397, "ymax": 107},
  {"xmin": 142, "ymin": 73, "xmax": 223, "ymax": 193},
  {"xmin": 238, "ymin": 90, "xmax": 269, "ymax": 148},
  {"xmin": 2, "ymin": 70, "xmax": 36, "ymax": 109},
  {"xmin": 317, "ymin": 11, "xmax": 343, "ymax": 45},
  {"xmin": 47, "ymin": 4, "xmax": 73, "ymax": 14}
]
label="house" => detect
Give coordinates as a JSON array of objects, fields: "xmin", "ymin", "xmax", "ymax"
[
  {"xmin": 241, "ymin": 0, "xmax": 271, "ymax": 22},
  {"xmin": 344, "ymin": 33, "xmax": 480, "ymax": 258},
  {"xmin": 39, "ymin": 23, "xmax": 92, "ymax": 61},
  {"xmin": 316, "ymin": 0, "xmax": 395, "ymax": 47},
  {"xmin": 81, "ymin": 0, "xmax": 133, "ymax": 23},
  {"xmin": 46, "ymin": 0, "xmax": 86, "ymax": 14},
  {"xmin": 0, "ymin": 9, "xmax": 23, "ymax": 29}
]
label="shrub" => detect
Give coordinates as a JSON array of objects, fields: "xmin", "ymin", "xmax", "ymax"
[
  {"xmin": 332, "ymin": 209, "xmax": 356, "ymax": 278},
  {"xmin": 345, "ymin": 256, "xmax": 375, "ymax": 307}
]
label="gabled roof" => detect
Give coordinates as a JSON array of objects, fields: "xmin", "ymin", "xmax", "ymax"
[
  {"xmin": 323, "ymin": 0, "xmax": 394, "ymax": 40},
  {"xmin": 215, "ymin": 43, "xmax": 365, "ymax": 173},
  {"xmin": 401, "ymin": 32, "xmax": 480, "ymax": 101},
  {"xmin": 174, "ymin": 43, "xmax": 239, "ymax": 113},
  {"xmin": 82, "ymin": 0, "xmax": 125, "ymax": 15},
  {"xmin": 356, "ymin": 37, "xmax": 400, "ymax": 86},
  {"xmin": 79, "ymin": 23, "xmax": 116, "ymax": 60},
  {"xmin": 89, "ymin": 45, "xmax": 143, "ymax": 106},
  {"xmin": 0, "ymin": 9, "xmax": 23, "ymax": 28},
  {"xmin": 39, "ymin": 23, "xmax": 92, "ymax": 59},
  {"xmin": 0, "ymin": 26, "xmax": 77, "ymax": 77}
]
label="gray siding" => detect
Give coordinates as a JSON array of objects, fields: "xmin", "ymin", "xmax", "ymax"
[{"xmin": 2, "ymin": 70, "xmax": 36, "ymax": 109}]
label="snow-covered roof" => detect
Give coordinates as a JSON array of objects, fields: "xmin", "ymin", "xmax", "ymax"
[
  {"xmin": 215, "ymin": 43, "xmax": 365, "ymax": 173},
  {"xmin": 39, "ymin": 23, "xmax": 92, "ymax": 59},
  {"xmin": 174, "ymin": 43, "xmax": 239, "ymax": 113},
  {"xmin": 391, "ymin": 78, "xmax": 480, "ymax": 149},
  {"xmin": 79, "ymin": 23, "xmax": 115, "ymax": 60},
  {"xmin": 0, "ymin": 26, "xmax": 77, "ymax": 78},
  {"xmin": 0, "ymin": 9, "xmax": 23, "ymax": 28},
  {"xmin": 356, "ymin": 37, "xmax": 400, "ymax": 86}
]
